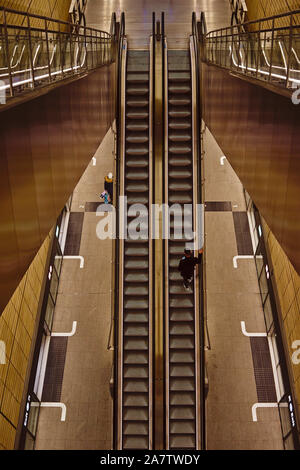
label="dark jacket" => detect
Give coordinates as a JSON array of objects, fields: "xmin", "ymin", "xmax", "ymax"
[
  {"xmin": 178, "ymin": 253, "xmax": 202, "ymax": 277},
  {"xmin": 104, "ymin": 176, "xmax": 113, "ymax": 200}
]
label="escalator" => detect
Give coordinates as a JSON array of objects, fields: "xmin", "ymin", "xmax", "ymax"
[
  {"xmin": 165, "ymin": 50, "xmax": 198, "ymax": 450},
  {"xmin": 120, "ymin": 50, "xmax": 152, "ymax": 450},
  {"xmin": 115, "ymin": 13, "xmax": 203, "ymax": 451}
]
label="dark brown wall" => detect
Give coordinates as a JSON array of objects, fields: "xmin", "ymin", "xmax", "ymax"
[
  {"xmin": 202, "ymin": 62, "xmax": 300, "ymax": 274},
  {"xmin": 0, "ymin": 64, "xmax": 115, "ymax": 312}
]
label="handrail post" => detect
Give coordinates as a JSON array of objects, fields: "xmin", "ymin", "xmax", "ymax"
[
  {"xmin": 84, "ymin": 24, "xmax": 88, "ymax": 69},
  {"xmin": 268, "ymin": 18, "xmax": 275, "ymax": 82},
  {"xmin": 285, "ymin": 14, "xmax": 294, "ymax": 88},
  {"xmin": 255, "ymin": 21, "xmax": 261, "ymax": 78},
  {"xmin": 90, "ymin": 29, "xmax": 94, "ymax": 69},
  {"xmin": 245, "ymin": 30, "xmax": 250, "ymax": 74},
  {"xmin": 238, "ymin": 25, "xmax": 241, "ymax": 70},
  {"xmin": 58, "ymin": 22, "xmax": 64, "ymax": 77},
  {"xmin": 3, "ymin": 8, "xmax": 13, "ymax": 97},
  {"xmin": 230, "ymin": 25, "xmax": 234, "ymax": 68},
  {"xmin": 69, "ymin": 24, "xmax": 73, "ymax": 72},
  {"xmin": 27, "ymin": 13, "xmax": 35, "ymax": 88},
  {"xmin": 45, "ymin": 18, "xmax": 51, "ymax": 83}
]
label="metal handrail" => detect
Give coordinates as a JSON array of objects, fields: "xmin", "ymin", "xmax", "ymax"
[
  {"xmin": 191, "ymin": 11, "xmax": 206, "ymax": 450},
  {"xmin": 113, "ymin": 10, "xmax": 126, "ymax": 450},
  {"xmin": 204, "ymin": 9, "xmax": 300, "ymax": 91},
  {"xmin": 0, "ymin": 6, "xmax": 114, "ymax": 102},
  {"xmin": 0, "ymin": 6, "xmax": 103, "ymax": 34},
  {"xmin": 207, "ymin": 9, "xmax": 300, "ymax": 36}
]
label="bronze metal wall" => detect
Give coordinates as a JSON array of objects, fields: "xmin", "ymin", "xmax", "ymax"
[
  {"xmin": 202, "ymin": 62, "xmax": 300, "ymax": 275},
  {"xmin": 0, "ymin": 64, "xmax": 115, "ymax": 312}
]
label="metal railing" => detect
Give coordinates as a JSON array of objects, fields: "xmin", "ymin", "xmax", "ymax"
[
  {"xmin": 191, "ymin": 11, "xmax": 206, "ymax": 450},
  {"xmin": 0, "ymin": 7, "xmax": 115, "ymax": 102},
  {"xmin": 204, "ymin": 10, "xmax": 300, "ymax": 90},
  {"xmin": 113, "ymin": 10, "xmax": 126, "ymax": 450}
]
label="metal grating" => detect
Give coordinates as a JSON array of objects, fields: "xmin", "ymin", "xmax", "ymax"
[
  {"xmin": 64, "ymin": 212, "xmax": 84, "ymax": 256},
  {"xmin": 233, "ymin": 211, "xmax": 253, "ymax": 256},
  {"xmin": 205, "ymin": 201, "xmax": 232, "ymax": 212},
  {"xmin": 250, "ymin": 337, "xmax": 277, "ymax": 403},
  {"xmin": 42, "ymin": 337, "xmax": 68, "ymax": 402}
]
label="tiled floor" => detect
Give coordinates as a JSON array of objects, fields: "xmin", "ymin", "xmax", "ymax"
[
  {"xmin": 203, "ymin": 125, "xmax": 284, "ymax": 450},
  {"xmin": 34, "ymin": 128, "xmax": 116, "ymax": 450}
]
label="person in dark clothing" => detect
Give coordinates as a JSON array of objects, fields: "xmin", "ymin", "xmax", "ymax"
[{"xmin": 178, "ymin": 248, "xmax": 203, "ymax": 290}]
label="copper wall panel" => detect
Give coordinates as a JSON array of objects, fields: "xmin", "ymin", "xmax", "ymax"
[
  {"xmin": 202, "ymin": 62, "xmax": 300, "ymax": 274},
  {"xmin": 29, "ymin": 99, "xmax": 57, "ymax": 240},
  {"xmin": 0, "ymin": 64, "xmax": 115, "ymax": 312},
  {"xmin": 0, "ymin": 140, "xmax": 21, "ymax": 296}
]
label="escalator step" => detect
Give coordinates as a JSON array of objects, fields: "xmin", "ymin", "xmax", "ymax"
[
  {"xmin": 168, "ymin": 156, "xmax": 192, "ymax": 167},
  {"xmin": 170, "ymin": 435, "xmax": 195, "ymax": 449},
  {"xmin": 126, "ymin": 135, "xmax": 149, "ymax": 144},
  {"xmin": 126, "ymin": 182, "xmax": 149, "ymax": 192},
  {"xmin": 168, "ymin": 168, "xmax": 192, "ymax": 179},
  {"xmin": 170, "ymin": 378, "xmax": 195, "ymax": 391},
  {"xmin": 124, "ymin": 284, "xmax": 149, "ymax": 296},
  {"xmin": 170, "ymin": 391, "xmax": 195, "ymax": 405},
  {"xmin": 169, "ymin": 98, "xmax": 191, "ymax": 106},
  {"xmin": 170, "ymin": 337, "xmax": 194, "ymax": 349},
  {"xmin": 124, "ymin": 311, "xmax": 149, "ymax": 323},
  {"xmin": 170, "ymin": 406, "xmax": 196, "ymax": 420},
  {"xmin": 123, "ymin": 298, "xmax": 149, "ymax": 310},
  {"xmin": 126, "ymin": 122, "xmax": 149, "ymax": 132},
  {"xmin": 170, "ymin": 322, "xmax": 194, "ymax": 336},
  {"xmin": 123, "ymin": 407, "xmax": 148, "ymax": 421},
  {"xmin": 170, "ymin": 350, "xmax": 194, "ymax": 363},
  {"xmin": 170, "ymin": 420, "xmax": 195, "ymax": 434},
  {"xmin": 125, "ymin": 156, "xmax": 149, "ymax": 168},
  {"xmin": 124, "ymin": 351, "xmax": 148, "ymax": 365},
  {"xmin": 125, "ymin": 169, "xmax": 149, "ymax": 180},
  {"xmin": 127, "ymin": 85, "xmax": 149, "ymax": 95},
  {"xmin": 169, "ymin": 145, "xmax": 192, "ymax": 155},
  {"xmin": 123, "ymin": 421, "xmax": 149, "ymax": 435},
  {"xmin": 126, "ymin": 99, "xmax": 149, "ymax": 108},
  {"xmin": 123, "ymin": 365, "xmax": 149, "ymax": 379},
  {"xmin": 169, "ymin": 133, "xmax": 191, "ymax": 142},
  {"xmin": 123, "ymin": 436, "xmax": 149, "ymax": 449},
  {"xmin": 124, "ymin": 338, "xmax": 148, "ymax": 351},
  {"xmin": 126, "ymin": 146, "xmax": 149, "ymax": 156},
  {"xmin": 169, "ymin": 120, "xmax": 191, "ymax": 130},
  {"xmin": 126, "ymin": 111, "xmax": 149, "ymax": 119},
  {"xmin": 170, "ymin": 364, "xmax": 195, "ymax": 377}
]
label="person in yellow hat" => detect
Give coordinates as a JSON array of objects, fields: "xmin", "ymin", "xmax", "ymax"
[{"xmin": 104, "ymin": 172, "xmax": 114, "ymax": 204}]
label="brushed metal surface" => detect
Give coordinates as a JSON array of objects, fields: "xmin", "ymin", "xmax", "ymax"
[
  {"xmin": 0, "ymin": 64, "xmax": 115, "ymax": 312},
  {"xmin": 202, "ymin": 62, "xmax": 300, "ymax": 274}
]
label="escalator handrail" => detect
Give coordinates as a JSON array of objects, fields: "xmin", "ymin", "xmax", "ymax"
[
  {"xmin": 113, "ymin": 10, "xmax": 126, "ymax": 449},
  {"xmin": 200, "ymin": 11, "xmax": 207, "ymax": 37},
  {"xmin": 191, "ymin": 11, "xmax": 206, "ymax": 451},
  {"xmin": 110, "ymin": 12, "xmax": 117, "ymax": 38}
]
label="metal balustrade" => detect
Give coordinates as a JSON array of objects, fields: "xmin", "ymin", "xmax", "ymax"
[
  {"xmin": 205, "ymin": 10, "xmax": 300, "ymax": 90},
  {"xmin": 0, "ymin": 7, "xmax": 115, "ymax": 102}
]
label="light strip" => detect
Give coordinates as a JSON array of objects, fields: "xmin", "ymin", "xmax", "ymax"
[
  {"xmin": 0, "ymin": 49, "xmax": 87, "ymax": 91},
  {"xmin": 229, "ymin": 45, "xmax": 300, "ymax": 85}
]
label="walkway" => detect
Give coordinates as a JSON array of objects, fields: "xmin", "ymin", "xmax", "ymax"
[
  {"xmin": 203, "ymin": 126, "xmax": 283, "ymax": 450},
  {"xmin": 34, "ymin": 128, "xmax": 115, "ymax": 450}
]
